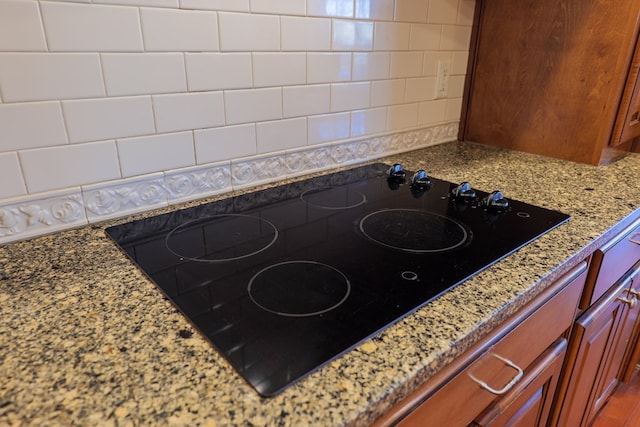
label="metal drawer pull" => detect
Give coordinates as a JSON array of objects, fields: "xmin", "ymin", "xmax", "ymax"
[
  {"xmin": 617, "ymin": 295, "xmax": 638, "ymax": 308},
  {"xmin": 629, "ymin": 232, "xmax": 640, "ymax": 245},
  {"xmin": 629, "ymin": 288, "xmax": 640, "ymax": 297},
  {"xmin": 468, "ymin": 353, "xmax": 524, "ymax": 395}
]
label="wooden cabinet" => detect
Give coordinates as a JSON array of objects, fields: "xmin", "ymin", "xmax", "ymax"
[
  {"xmin": 552, "ymin": 221, "xmax": 640, "ymax": 426},
  {"xmin": 461, "ymin": 0, "xmax": 640, "ymax": 165},
  {"xmin": 612, "ymin": 36, "xmax": 640, "ymax": 146},
  {"xmin": 372, "ymin": 262, "xmax": 587, "ymax": 427},
  {"xmin": 552, "ymin": 278, "xmax": 636, "ymax": 426},
  {"xmin": 373, "ymin": 213, "xmax": 640, "ymax": 427},
  {"xmin": 471, "ymin": 338, "xmax": 567, "ymax": 427},
  {"xmin": 581, "ymin": 218, "xmax": 640, "ymax": 308}
]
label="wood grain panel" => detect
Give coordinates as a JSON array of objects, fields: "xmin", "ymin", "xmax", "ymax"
[{"xmin": 463, "ymin": 0, "xmax": 640, "ymax": 165}]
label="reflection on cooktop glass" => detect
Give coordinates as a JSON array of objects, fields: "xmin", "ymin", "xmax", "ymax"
[{"xmin": 105, "ymin": 163, "xmax": 570, "ymax": 396}]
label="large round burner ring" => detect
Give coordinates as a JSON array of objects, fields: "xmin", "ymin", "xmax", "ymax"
[
  {"xmin": 359, "ymin": 209, "xmax": 471, "ymax": 254},
  {"xmin": 248, "ymin": 261, "xmax": 351, "ymax": 317},
  {"xmin": 300, "ymin": 186, "xmax": 367, "ymax": 210},
  {"xmin": 165, "ymin": 214, "xmax": 278, "ymax": 263}
]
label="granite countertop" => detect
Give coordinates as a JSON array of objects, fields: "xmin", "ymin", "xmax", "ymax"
[{"xmin": 2, "ymin": 141, "xmax": 640, "ymax": 426}]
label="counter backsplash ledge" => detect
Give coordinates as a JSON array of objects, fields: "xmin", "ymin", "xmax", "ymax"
[{"xmin": 0, "ymin": 123, "xmax": 457, "ymax": 246}]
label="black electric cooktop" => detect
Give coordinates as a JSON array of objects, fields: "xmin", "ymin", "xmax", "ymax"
[{"xmin": 106, "ymin": 163, "xmax": 570, "ymax": 396}]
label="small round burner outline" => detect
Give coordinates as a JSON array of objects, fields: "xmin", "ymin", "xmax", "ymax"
[
  {"xmin": 299, "ymin": 186, "xmax": 367, "ymax": 210},
  {"xmin": 165, "ymin": 214, "xmax": 279, "ymax": 263},
  {"xmin": 359, "ymin": 208, "xmax": 471, "ymax": 254},
  {"xmin": 247, "ymin": 260, "xmax": 352, "ymax": 317}
]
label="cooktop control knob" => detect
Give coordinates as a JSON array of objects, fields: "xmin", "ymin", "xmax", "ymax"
[
  {"xmin": 451, "ymin": 182, "xmax": 476, "ymax": 202},
  {"xmin": 410, "ymin": 170, "xmax": 431, "ymax": 189},
  {"xmin": 482, "ymin": 190, "xmax": 509, "ymax": 212},
  {"xmin": 387, "ymin": 163, "xmax": 406, "ymax": 181}
]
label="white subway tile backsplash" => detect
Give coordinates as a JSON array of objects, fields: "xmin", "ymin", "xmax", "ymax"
[
  {"xmin": 332, "ymin": 20, "xmax": 374, "ymax": 51},
  {"xmin": 101, "ymin": 53, "xmax": 187, "ymax": 96},
  {"xmin": 20, "ymin": 141, "xmax": 120, "ymax": 193},
  {"xmin": 283, "ymin": 84, "xmax": 330, "ymax": 118},
  {"xmin": 250, "ymin": 0, "xmax": 306, "ymax": 15},
  {"xmin": 0, "ymin": 1, "xmax": 46, "ymax": 52},
  {"xmin": 370, "ymin": 79, "xmax": 405, "ymax": 107},
  {"xmin": 152, "ymin": 91, "xmax": 225, "ymax": 133},
  {"xmin": 387, "ymin": 103, "xmax": 419, "ymax": 131},
  {"xmin": 0, "ymin": 152, "xmax": 26, "ymax": 199},
  {"xmin": 389, "ymin": 51, "xmax": 424, "ymax": 78},
  {"xmin": 308, "ymin": 112, "xmax": 350, "ymax": 144},
  {"xmin": 451, "ymin": 51, "xmax": 470, "ymax": 75},
  {"xmin": 0, "ymin": 102, "xmax": 67, "ymax": 151},
  {"xmin": 0, "ymin": 53, "xmax": 105, "ymax": 102},
  {"xmin": 352, "ymin": 52, "xmax": 390, "ymax": 80},
  {"xmin": 441, "ymin": 25, "xmax": 471, "ymax": 51},
  {"xmin": 140, "ymin": 8, "xmax": 219, "ymax": 52},
  {"xmin": 351, "ymin": 107, "xmax": 386, "ymax": 136},
  {"xmin": 423, "ymin": 51, "xmax": 452, "ymax": 76},
  {"xmin": 281, "ymin": 16, "xmax": 331, "ymax": 51},
  {"xmin": 458, "ymin": 0, "xmax": 475, "ymax": 25},
  {"xmin": 256, "ymin": 118, "xmax": 307, "ymax": 153},
  {"xmin": 445, "ymin": 97, "xmax": 463, "ymax": 121},
  {"xmin": 185, "ymin": 53, "xmax": 253, "ymax": 91},
  {"xmin": 409, "ymin": 24, "xmax": 442, "ymax": 50},
  {"xmin": 418, "ymin": 99, "xmax": 447, "ymax": 125},
  {"xmin": 428, "ymin": 0, "xmax": 460, "ymax": 24},
  {"xmin": 194, "ymin": 123, "xmax": 256, "ymax": 163},
  {"xmin": 331, "ymin": 82, "xmax": 370, "ymax": 112},
  {"xmin": 117, "ymin": 132, "xmax": 195, "ymax": 177},
  {"xmin": 62, "ymin": 96, "xmax": 155, "ymax": 143},
  {"xmin": 95, "ymin": 0, "xmax": 179, "ymax": 7},
  {"xmin": 395, "ymin": 0, "xmax": 428, "ymax": 23},
  {"xmin": 180, "ymin": 0, "xmax": 249, "ymax": 12},
  {"xmin": 224, "ymin": 87, "xmax": 282, "ymax": 125},
  {"xmin": 448, "ymin": 75, "xmax": 466, "ymax": 98},
  {"xmin": 252, "ymin": 53, "xmax": 307, "ymax": 87},
  {"xmin": 307, "ymin": 52, "xmax": 352, "ymax": 83},
  {"xmin": 308, "ymin": 0, "xmax": 354, "ymax": 18},
  {"xmin": 0, "ymin": 0, "xmax": 472, "ymax": 243},
  {"xmin": 40, "ymin": 2, "xmax": 143, "ymax": 52},
  {"xmin": 355, "ymin": 0, "xmax": 394, "ymax": 20},
  {"xmin": 373, "ymin": 22, "xmax": 410, "ymax": 51},
  {"xmin": 404, "ymin": 77, "xmax": 436, "ymax": 102},
  {"xmin": 218, "ymin": 13, "xmax": 280, "ymax": 51}
]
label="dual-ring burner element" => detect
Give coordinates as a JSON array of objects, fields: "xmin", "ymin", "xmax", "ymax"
[{"xmin": 359, "ymin": 209, "xmax": 471, "ymax": 254}]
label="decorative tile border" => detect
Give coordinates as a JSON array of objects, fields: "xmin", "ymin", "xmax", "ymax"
[
  {"xmin": 0, "ymin": 123, "xmax": 458, "ymax": 245},
  {"xmin": 0, "ymin": 188, "xmax": 88, "ymax": 243}
]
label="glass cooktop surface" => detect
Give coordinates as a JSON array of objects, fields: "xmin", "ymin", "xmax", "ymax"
[{"xmin": 106, "ymin": 163, "xmax": 570, "ymax": 396}]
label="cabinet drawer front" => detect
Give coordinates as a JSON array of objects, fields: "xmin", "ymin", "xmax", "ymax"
[
  {"xmin": 472, "ymin": 338, "xmax": 568, "ymax": 427},
  {"xmin": 397, "ymin": 264, "xmax": 586, "ymax": 427},
  {"xmin": 589, "ymin": 219, "xmax": 640, "ymax": 305},
  {"xmin": 556, "ymin": 278, "xmax": 632, "ymax": 427}
]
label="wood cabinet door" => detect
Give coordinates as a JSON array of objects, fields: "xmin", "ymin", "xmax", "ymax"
[
  {"xmin": 612, "ymin": 36, "xmax": 640, "ymax": 146},
  {"xmin": 618, "ymin": 263, "xmax": 640, "ymax": 382},
  {"xmin": 555, "ymin": 280, "xmax": 631, "ymax": 427},
  {"xmin": 471, "ymin": 339, "xmax": 567, "ymax": 427}
]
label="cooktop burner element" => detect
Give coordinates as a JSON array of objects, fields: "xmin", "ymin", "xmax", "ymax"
[
  {"xmin": 359, "ymin": 209, "xmax": 471, "ymax": 253},
  {"xmin": 248, "ymin": 261, "xmax": 351, "ymax": 317},
  {"xmin": 300, "ymin": 186, "xmax": 367, "ymax": 209},
  {"xmin": 165, "ymin": 214, "xmax": 278, "ymax": 262},
  {"xmin": 106, "ymin": 162, "xmax": 570, "ymax": 396}
]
